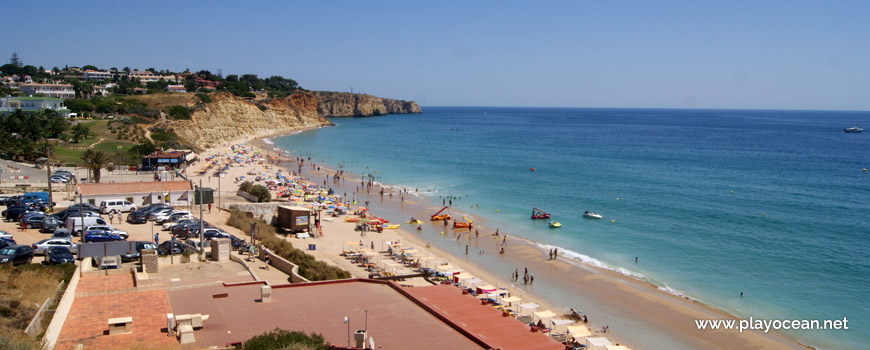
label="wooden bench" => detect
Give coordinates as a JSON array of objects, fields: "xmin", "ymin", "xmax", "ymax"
[{"xmin": 108, "ymin": 316, "xmax": 132, "ymax": 335}]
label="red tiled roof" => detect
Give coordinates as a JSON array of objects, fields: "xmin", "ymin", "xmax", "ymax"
[{"xmin": 78, "ymin": 180, "xmax": 191, "ymax": 196}]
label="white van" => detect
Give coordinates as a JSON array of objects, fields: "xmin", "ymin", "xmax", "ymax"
[
  {"xmin": 99, "ymin": 199, "xmax": 136, "ymax": 214},
  {"xmin": 65, "ymin": 216, "xmax": 108, "ymax": 236}
]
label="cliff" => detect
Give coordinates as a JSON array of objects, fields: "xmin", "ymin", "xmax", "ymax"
[
  {"xmin": 314, "ymin": 91, "xmax": 422, "ymax": 117},
  {"xmin": 167, "ymin": 92, "xmax": 332, "ymax": 150}
]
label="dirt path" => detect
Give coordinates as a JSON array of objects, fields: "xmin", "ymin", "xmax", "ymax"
[{"xmin": 86, "ymin": 138, "xmax": 104, "ymax": 149}]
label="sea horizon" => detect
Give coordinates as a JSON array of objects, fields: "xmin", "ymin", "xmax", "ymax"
[
  {"xmin": 272, "ymin": 106, "xmax": 870, "ymax": 350},
  {"xmin": 419, "ymin": 105, "xmax": 870, "ymax": 113}
]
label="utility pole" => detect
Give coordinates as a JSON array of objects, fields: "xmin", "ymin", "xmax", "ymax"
[
  {"xmin": 44, "ymin": 143, "xmax": 53, "ymax": 213},
  {"xmin": 198, "ymin": 179, "xmax": 204, "ymax": 260}
]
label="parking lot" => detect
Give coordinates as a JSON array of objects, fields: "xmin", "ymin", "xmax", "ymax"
[{"xmin": 0, "ymin": 204, "xmax": 248, "ymax": 265}]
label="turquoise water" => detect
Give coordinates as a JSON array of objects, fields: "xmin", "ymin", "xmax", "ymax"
[{"xmin": 274, "ymin": 107, "xmax": 870, "ymax": 349}]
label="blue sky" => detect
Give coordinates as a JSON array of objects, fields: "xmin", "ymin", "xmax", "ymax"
[{"xmin": 6, "ymin": 1, "xmax": 869, "ymax": 110}]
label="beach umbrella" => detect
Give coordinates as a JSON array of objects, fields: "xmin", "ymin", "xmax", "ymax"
[{"xmin": 358, "ymin": 207, "xmax": 369, "ymax": 211}]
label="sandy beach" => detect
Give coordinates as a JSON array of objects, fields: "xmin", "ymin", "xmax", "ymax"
[{"xmin": 181, "ymin": 130, "xmax": 813, "ymax": 350}]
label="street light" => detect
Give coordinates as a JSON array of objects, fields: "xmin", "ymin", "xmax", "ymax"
[{"xmin": 343, "ymin": 316, "xmax": 350, "ymax": 348}]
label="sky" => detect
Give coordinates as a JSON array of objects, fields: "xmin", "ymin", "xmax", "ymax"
[{"xmin": 5, "ymin": 1, "xmax": 870, "ymax": 110}]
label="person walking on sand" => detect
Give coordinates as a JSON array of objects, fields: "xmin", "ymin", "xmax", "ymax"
[
  {"xmin": 208, "ymin": 203, "xmax": 212, "ymax": 213},
  {"xmin": 530, "ymin": 274, "xmax": 535, "ymax": 284},
  {"xmin": 514, "ymin": 269, "xmax": 519, "ymax": 281},
  {"xmin": 475, "ymin": 229, "xmax": 479, "ymax": 238},
  {"xmin": 554, "ymin": 248, "xmax": 558, "ymax": 259},
  {"xmin": 549, "ymin": 249, "xmax": 553, "ymax": 260},
  {"xmin": 465, "ymin": 245, "xmax": 469, "ymax": 255}
]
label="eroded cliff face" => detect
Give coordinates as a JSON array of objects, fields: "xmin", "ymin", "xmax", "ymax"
[
  {"xmin": 169, "ymin": 92, "xmax": 331, "ymax": 150},
  {"xmin": 314, "ymin": 91, "xmax": 422, "ymax": 117}
]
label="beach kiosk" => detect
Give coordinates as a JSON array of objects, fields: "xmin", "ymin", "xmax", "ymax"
[{"xmin": 277, "ymin": 205, "xmax": 313, "ymax": 233}]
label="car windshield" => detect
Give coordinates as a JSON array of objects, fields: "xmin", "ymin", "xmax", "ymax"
[{"xmin": 0, "ymin": 248, "xmax": 15, "ymax": 255}]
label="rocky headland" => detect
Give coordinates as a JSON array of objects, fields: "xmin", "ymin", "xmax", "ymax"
[{"xmin": 315, "ymin": 91, "xmax": 421, "ymax": 117}]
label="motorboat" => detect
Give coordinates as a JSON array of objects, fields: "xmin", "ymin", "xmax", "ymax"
[
  {"xmin": 583, "ymin": 211, "xmax": 602, "ymax": 219},
  {"xmin": 844, "ymin": 126, "xmax": 863, "ymax": 133},
  {"xmin": 549, "ymin": 221, "xmax": 561, "ymax": 228}
]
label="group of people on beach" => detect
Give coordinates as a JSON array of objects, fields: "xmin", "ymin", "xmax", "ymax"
[
  {"xmin": 511, "ymin": 267, "xmax": 534, "ymax": 285},
  {"xmin": 548, "ymin": 248, "xmax": 558, "ymax": 260}
]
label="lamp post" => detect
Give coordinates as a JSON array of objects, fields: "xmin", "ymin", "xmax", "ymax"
[{"xmin": 343, "ymin": 316, "xmax": 350, "ymax": 348}]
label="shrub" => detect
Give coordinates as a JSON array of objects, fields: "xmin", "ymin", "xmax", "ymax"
[
  {"xmin": 238, "ymin": 181, "xmax": 254, "ymax": 193},
  {"xmin": 257, "ymin": 104, "xmax": 267, "ymax": 111},
  {"xmin": 166, "ymin": 105, "xmax": 191, "ymax": 119},
  {"xmin": 243, "ymin": 329, "xmax": 330, "ymax": 350},
  {"xmin": 248, "ymin": 185, "xmax": 271, "ymax": 202},
  {"xmin": 196, "ymin": 93, "xmax": 212, "ymax": 103}
]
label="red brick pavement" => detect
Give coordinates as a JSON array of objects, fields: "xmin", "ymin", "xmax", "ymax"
[
  {"xmin": 75, "ymin": 275, "xmax": 135, "ymax": 294},
  {"xmin": 56, "ymin": 289, "xmax": 177, "ymax": 350}
]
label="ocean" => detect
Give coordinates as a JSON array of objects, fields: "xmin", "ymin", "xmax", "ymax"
[{"xmin": 272, "ymin": 107, "xmax": 870, "ymax": 350}]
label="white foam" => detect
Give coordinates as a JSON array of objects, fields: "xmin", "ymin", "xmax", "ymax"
[
  {"xmin": 533, "ymin": 242, "xmax": 646, "ymax": 280},
  {"xmin": 261, "ymin": 138, "xmax": 274, "ymax": 145},
  {"xmin": 658, "ymin": 285, "xmax": 695, "ymax": 300}
]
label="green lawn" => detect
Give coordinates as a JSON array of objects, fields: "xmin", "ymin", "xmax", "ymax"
[{"xmin": 52, "ymin": 120, "xmax": 138, "ymax": 165}]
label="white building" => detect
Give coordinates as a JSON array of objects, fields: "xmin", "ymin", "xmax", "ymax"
[
  {"xmin": 83, "ymin": 70, "xmax": 113, "ymax": 81},
  {"xmin": 0, "ymin": 96, "xmax": 70, "ymax": 116},
  {"xmin": 17, "ymin": 83, "xmax": 75, "ymax": 99},
  {"xmin": 77, "ymin": 180, "xmax": 193, "ymax": 207},
  {"xmin": 166, "ymin": 85, "xmax": 187, "ymax": 93}
]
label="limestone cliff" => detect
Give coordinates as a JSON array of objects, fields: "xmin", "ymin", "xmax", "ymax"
[
  {"xmin": 168, "ymin": 92, "xmax": 332, "ymax": 150},
  {"xmin": 314, "ymin": 91, "xmax": 422, "ymax": 117}
]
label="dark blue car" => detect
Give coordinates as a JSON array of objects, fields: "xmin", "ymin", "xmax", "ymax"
[{"xmin": 83, "ymin": 230, "xmax": 123, "ymax": 243}]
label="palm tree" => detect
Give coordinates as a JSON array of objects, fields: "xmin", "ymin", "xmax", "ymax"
[
  {"xmin": 37, "ymin": 142, "xmax": 55, "ymax": 210},
  {"xmin": 81, "ymin": 148, "xmax": 110, "ymax": 183}
]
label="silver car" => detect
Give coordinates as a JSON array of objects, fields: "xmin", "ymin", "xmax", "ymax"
[{"xmin": 32, "ymin": 238, "xmax": 77, "ymax": 255}]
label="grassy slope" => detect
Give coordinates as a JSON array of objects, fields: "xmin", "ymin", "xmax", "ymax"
[
  {"xmin": 0, "ymin": 264, "xmax": 76, "ymax": 349},
  {"xmin": 52, "ymin": 120, "xmax": 139, "ymax": 165}
]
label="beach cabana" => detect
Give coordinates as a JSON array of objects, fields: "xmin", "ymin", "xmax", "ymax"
[
  {"xmin": 453, "ymin": 272, "xmax": 473, "ymax": 284},
  {"xmin": 476, "ymin": 284, "xmax": 497, "ymax": 295},
  {"xmin": 585, "ymin": 337, "xmax": 614, "ymax": 350},
  {"xmin": 342, "ymin": 241, "xmax": 361, "ymax": 254},
  {"xmin": 566, "ymin": 325, "xmax": 592, "ymax": 339},
  {"xmin": 533, "ymin": 310, "xmax": 557, "ymax": 323},
  {"xmin": 500, "ymin": 296, "xmax": 522, "ymax": 307}
]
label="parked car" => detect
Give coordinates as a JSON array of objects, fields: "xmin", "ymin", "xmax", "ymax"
[
  {"xmin": 20, "ymin": 213, "xmax": 47, "ymax": 228},
  {"xmin": 57, "ymin": 210, "xmax": 101, "ymax": 223},
  {"xmin": 157, "ymin": 240, "xmax": 196, "ymax": 255},
  {"xmin": 162, "ymin": 213, "xmax": 194, "ymax": 230},
  {"xmin": 0, "ymin": 230, "xmax": 12, "ymax": 241},
  {"xmin": 83, "ymin": 225, "xmax": 128, "ymax": 240},
  {"xmin": 183, "ymin": 239, "xmax": 207, "ymax": 252},
  {"xmin": 0, "ymin": 239, "xmax": 14, "ymax": 250},
  {"xmin": 52, "ymin": 228, "xmax": 72, "ymax": 240},
  {"xmin": 2, "ymin": 206, "xmax": 29, "ymax": 221},
  {"xmin": 66, "ymin": 216, "xmax": 109, "ymax": 236},
  {"xmin": 172, "ymin": 220, "xmax": 211, "ymax": 238},
  {"xmin": 121, "ymin": 241, "xmax": 159, "ymax": 262},
  {"xmin": 67, "ymin": 203, "xmax": 100, "ymax": 212},
  {"xmin": 82, "ymin": 230, "xmax": 124, "ymax": 243},
  {"xmin": 127, "ymin": 204, "xmax": 170, "ymax": 224},
  {"xmin": 99, "ymin": 199, "xmax": 136, "ymax": 214},
  {"xmin": 44, "ymin": 246, "xmax": 75, "ymax": 265},
  {"xmin": 0, "ymin": 196, "xmax": 11, "ymax": 206},
  {"xmin": 0, "ymin": 245, "xmax": 34, "ymax": 265},
  {"xmin": 148, "ymin": 208, "xmax": 173, "ymax": 221},
  {"xmin": 155, "ymin": 210, "xmax": 190, "ymax": 224},
  {"xmin": 32, "ymin": 238, "xmax": 77, "ymax": 255},
  {"xmin": 40, "ymin": 216, "xmax": 64, "ymax": 233}
]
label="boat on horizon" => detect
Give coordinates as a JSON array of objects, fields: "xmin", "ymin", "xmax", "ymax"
[
  {"xmin": 583, "ymin": 211, "xmax": 603, "ymax": 219},
  {"xmin": 843, "ymin": 126, "xmax": 863, "ymax": 133}
]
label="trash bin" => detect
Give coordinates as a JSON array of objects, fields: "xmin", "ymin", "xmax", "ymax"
[{"xmin": 308, "ymin": 244, "xmax": 316, "ymax": 250}]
